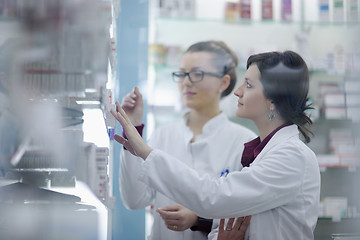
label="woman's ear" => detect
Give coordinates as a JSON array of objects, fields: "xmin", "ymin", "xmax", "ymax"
[
  {"xmin": 266, "ymin": 99, "xmax": 275, "ymax": 111},
  {"xmin": 220, "ymin": 74, "xmax": 231, "ymax": 93}
]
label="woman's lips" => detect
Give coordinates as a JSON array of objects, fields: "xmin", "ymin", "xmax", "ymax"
[{"xmin": 184, "ymin": 91, "xmax": 196, "ymax": 97}]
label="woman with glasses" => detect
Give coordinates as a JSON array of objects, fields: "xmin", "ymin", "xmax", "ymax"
[
  {"xmin": 112, "ymin": 50, "xmax": 321, "ymax": 240},
  {"xmin": 118, "ymin": 40, "xmax": 256, "ymax": 240}
]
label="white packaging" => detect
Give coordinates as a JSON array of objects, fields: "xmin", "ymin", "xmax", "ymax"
[
  {"xmin": 319, "ymin": 0, "xmax": 330, "ymax": 22},
  {"xmin": 96, "ymin": 147, "xmax": 109, "ymax": 156},
  {"xmin": 333, "ymin": 0, "xmax": 345, "ymax": 22},
  {"xmin": 317, "ymin": 154, "xmax": 340, "ymax": 167},
  {"xmin": 323, "ymin": 197, "xmax": 348, "ymax": 221},
  {"xmin": 324, "ymin": 107, "xmax": 346, "ymax": 119},
  {"xmin": 324, "ymin": 93, "xmax": 345, "ymax": 107},
  {"xmin": 105, "ymin": 103, "xmax": 116, "ymax": 128},
  {"xmin": 347, "ymin": 107, "xmax": 360, "ymax": 122},
  {"xmin": 345, "ymin": 80, "xmax": 360, "ymax": 93}
]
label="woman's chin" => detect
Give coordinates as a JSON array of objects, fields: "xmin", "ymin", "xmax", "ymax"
[{"xmin": 235, "ymin": 112, "xmax": 248, "ymax": 119}]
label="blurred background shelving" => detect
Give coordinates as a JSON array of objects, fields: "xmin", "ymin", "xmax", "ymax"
[{"xmin": 0, "ymin": 0, "xmax": 116, "ymax": 239}]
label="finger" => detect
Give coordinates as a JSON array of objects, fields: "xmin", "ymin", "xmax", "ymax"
[
  {"xmin": 219, "ymin": 218, "xmax": 225, "ymax": 233},
  {"xmin": 160, "ymin": 204, "xmax": 180, "ymax": 212},
  {"xmin": 162, "ymin": 219, "xmax": 180, "ymax": 226},
  {"xmin": 114, "ymin": 134, "xmax": 136, "ymax": 154},
  {"xmin": 117, "ymin": 105, "xmax": 133, "ymax": 125},
  {"xmin": 156, "ymin": 208, "xmax": 170, "ymax": 217},
  {"xmin": 115, "ymin": 101, "xmax": 121, "ymax": 112},
  {"xmin": 122, "ymin": 96, "xmax": 136, "ymax": 104},
  {"xmin": 121, "ymin": 101, "xmax": 135, "ymax": 108},
  {"xmin": 156, "ymin": 208, "xmax": 180, "ymax": 220},
  {"xmin": 112, "ymin": 110, "xmax": 129, "ymax": 129},
  {"xmin": 226, "ymin": 218, "xmax": 235, "ymax": 230},
  {"xmin": 134, "ymin": 86, "xmax": 143, "ymax": 100},
  {"xmin": 239, "ymin": 216, "xmax": 251, "ymax": 235},
  {"xmin": 128, "ymin": 94, "xmax": 137, "ymax": 102},
  {"xmin": 232, "ymin": 216, "xmax": 243, "ymax": 230},
  {"xmin": 167, "ymin": 224, "xmax": 180, "ymax": 231},
  {"xmin": 114, "ymin": 134, "xmax": 126, "ymax": 145},
  {"xmin": 112, "ymin": 107, "xmax": 131, "ymax": 129},
  {"xmin": 110, "ymin": 108, "xmax": 119, "ymax": 120}
]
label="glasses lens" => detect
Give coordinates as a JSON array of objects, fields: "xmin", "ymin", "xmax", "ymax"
[
  {"xmin": 189, "ymin": 71, "xmax": 204, "ymax": 82},
  {"xmin": 172, "ymin": 72, "xmax": 186, "ymax": 82}
]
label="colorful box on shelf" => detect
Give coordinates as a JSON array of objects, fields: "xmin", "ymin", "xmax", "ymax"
[
  {"xmin": 225, "ymin": 2, "xmax": 240, "ymax": 20},
  {"xmin": 240, "ymin": 0, "xmax": 251, "ymax": 19},
  {"xmin": 319, "ymin": 0, "xmax": 330, "ymax": 22},
  {"xmin": 333, "ymin": 0, "xmax": 345, "ymax": 22},
  {"xmin": 156, "ymin": 0, "xmax": 196, "ymax": 18},
  {"xmin": 262, "ymin": 0, "xmax": 273, "ymax": 20}
]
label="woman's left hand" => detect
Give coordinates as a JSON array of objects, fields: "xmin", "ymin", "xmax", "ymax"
[
  {"xmin": 217, "ymin": 216, "xmax": 251, "ymax": 240},
  {"xmin": 156, "ymin": 204, "xmax": 198, "ymax": 231},
  {"xmin": 110, "ymin": 101, "xmax": 153, "ymax": 160}
]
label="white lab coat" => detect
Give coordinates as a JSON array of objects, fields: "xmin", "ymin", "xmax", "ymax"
[
  {"xmin": 119, "ymin": 112, "xmax": 256, "ymax": 240},
  {"xmin": 137, "ymin": 125, "xmax": 321, "ymax": 240}
]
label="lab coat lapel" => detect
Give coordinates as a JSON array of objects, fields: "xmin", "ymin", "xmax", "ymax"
[{"xmin": 249, "ymin": 125, "xmax": 299, "ymax": 166}]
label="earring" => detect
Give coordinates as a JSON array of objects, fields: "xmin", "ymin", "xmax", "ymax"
[{"xmin": 267, "ymin": 109, "xmax": 275, "ymax": 121}]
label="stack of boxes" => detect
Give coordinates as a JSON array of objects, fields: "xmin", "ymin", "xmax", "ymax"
[
  {"xmin": 95, "ymin": 147, "xmax": 109, "ymax": 200},
  {"xmin": 80, "ymin": 143, "xmax": 109, "ymax": 201},
  {"xmin": 318, "ymin": 78, "xmax": 360, "ymax": 122}
]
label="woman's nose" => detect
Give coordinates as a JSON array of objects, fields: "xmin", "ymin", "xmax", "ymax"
[
  {"xmin": 182, "ymin": 75, "xmax": 192, "ymax": 86},
  {"xmin": 234, "ymin": 85, "xmax": 243, "ymax": 97}
]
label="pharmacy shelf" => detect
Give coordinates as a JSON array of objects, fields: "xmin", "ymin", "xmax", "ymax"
[
  {"xmin": 318, "ymin": 217, "xmax": 360, "ymax": 221},
  {"xmin": 154, "ymin": 16, "xmax": 360, "ymax": 26},
  {"xmin": 331, "ymin": 233, "xmax": 360, "ymax": 239},
  {"xmin": 319, "ymin": 166, "xmax": 359, "ymax": 173}
]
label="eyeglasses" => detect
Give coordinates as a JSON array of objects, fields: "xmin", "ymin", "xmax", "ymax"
[{"xmin": 172, "ymin": 70, "xmax": 224, "ymax": 83}]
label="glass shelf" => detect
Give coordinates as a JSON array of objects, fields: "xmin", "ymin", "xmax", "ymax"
[
  {"xmin": 319, "ymin": 217, "xmax": 360, "ymax": 221},
  {"xmin": 154, "ymin": 16, "xmax": 360, "ymax": 26},
  {"xmin": 331, "ymin": 233, "xmax": 360, "ymax": 239},
  {"xmin": 319, "ymin": 166, "xmax": 359, "ymax": 172}
]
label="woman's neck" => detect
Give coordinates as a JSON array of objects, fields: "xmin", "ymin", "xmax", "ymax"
[
  {"xmin": 254, "ymin": 118, "xmax": 287, "ymax": 142},
  {"xmin": 187, "ymin": 108, "xmax": 221, "ymax": 137}
]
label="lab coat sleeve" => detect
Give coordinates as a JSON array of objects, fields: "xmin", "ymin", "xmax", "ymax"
[
  {"xmin": 138, "ymin": 141, "xmax": 305, "ymax": 219},
  {"xmin": 207, "ymin": 219, "xmax": 219, "ymax": 240},
  {"xmin": 119, "ymin": 149, "xmax": 156, "ymax": 209}
]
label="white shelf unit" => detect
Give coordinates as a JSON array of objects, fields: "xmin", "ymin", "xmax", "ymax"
[{"xmin": 0, "ymin": 1, "xmax": 116, "ymax": 239}]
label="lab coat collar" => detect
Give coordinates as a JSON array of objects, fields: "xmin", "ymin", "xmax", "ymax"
[
  {"xmin": 181, "ymin": 111, "xmax": 228, "ymax": 144},
  {"xmin": 250, "ymin": 124, "xmax": 299, "ymax": 166}
]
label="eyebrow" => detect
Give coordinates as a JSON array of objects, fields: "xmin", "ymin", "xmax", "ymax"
[{"xmin": 179, "ymin": 67, "xmax": 201, "ymax": 71}]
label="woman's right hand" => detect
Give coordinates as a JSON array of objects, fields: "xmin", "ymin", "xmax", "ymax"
[
  {"xmin": 217, "ymin": 216, "xmax": 251, "ymax": 240},
  {"xmin": 111, "ymin": 101, "xmax": 153, "ymax": 160},
  {"xmin": 121, "ymin": 86, "xmax": 143, "ymax": 126}
]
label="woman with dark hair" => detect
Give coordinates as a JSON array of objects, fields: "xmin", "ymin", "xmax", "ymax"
[
  {"xmin": 112, "ymin": 50, "xmax": 320, "ymax": 239},
  {"xmin": 118, "ymin": 40, "xmax": 255, "ymax": 240}
]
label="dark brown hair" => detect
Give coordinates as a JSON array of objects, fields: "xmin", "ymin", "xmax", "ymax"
[{"xmin": 247, "ymin": 50, "xmax": 313, "ymax": 143}]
